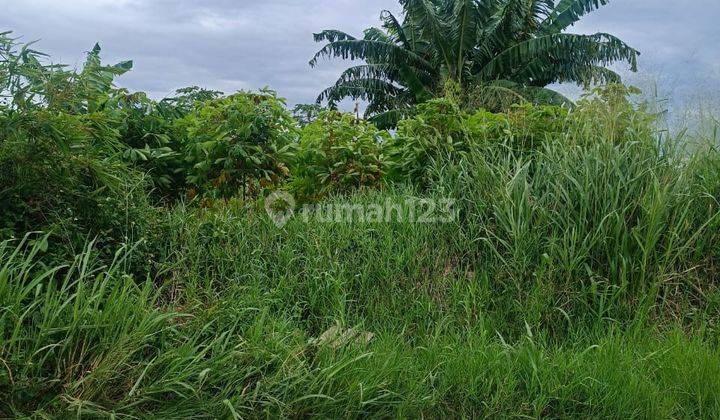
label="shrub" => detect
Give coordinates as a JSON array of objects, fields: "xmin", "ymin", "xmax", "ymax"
[
  {"xmin": 0, "ymin": 33, "xmax": 161, "ymax": 270},
  {"xmin": 465, "ymin": 104, "xmax": 570, "ymax": 153},
  {"xmin": 179, "ymin": 89, "xmax": 296, "ymax": 200},
  {"xmin": 387, "ymin": 98, "xmax": 471, "ymax": 186},
  {"xmin": 0, "ymin": 107, "xmax": 161, "ymax": 269},
  {"xmin": 290, "ymin": 111, "xmax": 391, "ymax": 201},
  {"xmin": 389, "ymin": 98, "xmax": 569, "ymax": 187},
  {"xmin": 569, "ymin": 84, "xmax": 655, "ymax": 144},
  {"xmin": 110, "ymin": 87, "xmax": 224, "ymax": 201},
  {"xmin": 111, "ymin": 92, "xmax": 188, "ymax": 199}
]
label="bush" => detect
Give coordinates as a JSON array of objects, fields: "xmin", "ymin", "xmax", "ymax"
[
  {"xmin": 108, "ymin": 87, "xmax": 224, "ymax": 201},
  {"xmin": 112, "ymin": 92, "xmax": 188, "ymax": 199},
  {"xmin": 465, "ymin": 104, "xmax": 569, "ymax": 153},
  {"xmin": 179, "ymin": 89, "xmax": 296, "ymax": 200},
  {"xmin": 0, "ymin": 34, "xmax": 162, "ymax": 270},
  {"xmin": 387, "ymin": 98, "xmax": 471, "ymax": 186},
  {"xmin": 0, "ymin": 108, "xmax": 161, "ymax": 268},
  {"xmin": 568, "ymin": 84, "xmax": 655, "ymax": 144},
  {"xmin": 290, "ymin": 111, "xmax": 391, "ymax": 201},
  {"xmin": 389, "ymin": 98, "xmax": 569, "ymax": 187}
]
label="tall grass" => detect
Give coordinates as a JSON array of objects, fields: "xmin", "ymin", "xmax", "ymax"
[
  {"xmin": 2, "ymin": 220, "xmax": 720, "ymax": 417},
  {"xmin": 431, "ymin": 127, "xmax": 720, "ymax": 336}
]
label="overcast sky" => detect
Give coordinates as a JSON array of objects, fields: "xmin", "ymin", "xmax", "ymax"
[{"xmin": 3, "ymin": 0, "xmax": 719, "ymax": 112}]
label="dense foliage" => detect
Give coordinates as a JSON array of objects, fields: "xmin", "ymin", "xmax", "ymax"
[
  {"xmin": 387, "ymin": 97, "xmax": 569, "ymax": 185},
  {"xmin": 179, "ymin": 90, "xmax": 296, "ymax": 200},
  {"xmin": 311, "ymin": 0, "xmax": 638, "ymax": 126},
  {"xmin": 2, "ymin": 31, "xmax": 720, "ymax": 419},
  {"xmin": 291, "ymin": 111, "xmax": 390, "ymax": 201},
  {"xmin": 0, "ymin": 35, "xmax": 160, "ymax": 268}
]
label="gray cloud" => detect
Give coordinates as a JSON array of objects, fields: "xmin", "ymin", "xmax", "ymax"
[{"xmin": 3, "ymin": 0, "xmax": 719, "ymax": 113}]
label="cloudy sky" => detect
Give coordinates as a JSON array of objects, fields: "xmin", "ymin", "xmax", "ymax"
[{"xmin": 4, "ymin": 0, "xmax": 719, "ymax": 112}]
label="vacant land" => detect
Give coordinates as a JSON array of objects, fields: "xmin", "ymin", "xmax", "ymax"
[{"xmin": 1, "ymin": 28, "xmax": 720, "ymax": 418}]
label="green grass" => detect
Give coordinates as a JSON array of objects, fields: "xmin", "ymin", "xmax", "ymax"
[
  {"xmin": 1, "ymin": 231, "xmax": 719, "ymax": 418},
  {"xmin": 2, "ymin": 113, "xmax": 720, "ymax": 418}
]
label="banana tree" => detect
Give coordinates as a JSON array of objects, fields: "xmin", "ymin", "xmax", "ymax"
[{"xmin": 310, "ymin": 0, "xmax": 639, "ymax": 126}]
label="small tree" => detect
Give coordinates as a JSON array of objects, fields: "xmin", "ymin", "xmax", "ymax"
[
  {"xmin": 180, "ymin": 89, "xmax": 297, "ymax": 200},
  {"xmin": 291, "ymin": 111, "xmax": 390, "ymax": 201}
]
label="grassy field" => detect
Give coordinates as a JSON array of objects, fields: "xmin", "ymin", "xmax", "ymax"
[
  {"xmin": 1, "ymin": 17, "xmax": 719, "ymax": 415},
  {"xmin": 2, "ymin": 99, "xmax": 720, "ymax": 418}
]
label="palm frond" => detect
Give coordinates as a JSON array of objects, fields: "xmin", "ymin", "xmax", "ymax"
[
  {"xmin": 400, "ymin": 0, "xmax": 453, "ymax": 68},
  {"xmin": 539, "ymin": 0, "xmax": 610, "ymax": 34},
  {"xmin": 313, "ymin": 30, "xmax": 357, "ymax": 43},
  {"xmin": 478, "ymin": 32, "xmax": 638, "ymax": 80},
  {"xmin": 336, "ymin": 64, "xmax": 397, "ymax": 83},
  {"xmin": 316, "ymin": 78, "xmax": 406, "ymax": 106},
  {"xmin": 477, "ymin": 0, "xmax": 532, "ymax": 63},
  {"xmin": 511, "ymin": 55, "xmax": 623, "ymax": 86},
  {"xmin": 468, "ymin": 80, "xmax": 574, "ymax": 111},
  {"xmin": 450, "ymin": 0, "xmax": 481, "ymax": 80},
  {"xmin": 380, "ymin": 10, "xmax": 411, "ymax": 48},
  {"xmin": 530, "ymin": 0, "xmax": 558, "ymax": 24},
  {"xmin": 309, "ymin": 39, "xmax": 434, "ymax": 72},
  {"xmin": 368, "ymin": 108, "xmax": 411, "ymax": 129}
]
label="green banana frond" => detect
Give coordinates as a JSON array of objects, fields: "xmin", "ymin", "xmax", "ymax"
[
  {"xmin": 400, "ymin": 0, "xmax": 453, "ymax": 68},
  {"xmin": 309, "ymin": 38, "xmax": 434, "ymax": 72},
  {"xmin": 539, "ymin": 0, "xmax": 610, "ymax": 34},
  {"xmin": 316, "ymin": 78, "xmax": 406, "ymax": 106},
  {"xmin": 450, "ymin": 0, "xmax": 481, "ymax": 79},
  {"xmin": 468, "ymin": 79, "xmax": 574, "ymax": 111},
  {"xmin": 380, "ymin": 10, "xmax": 411, "ymax": 48},
  {"xmin": 511, "ymin": 56, "xmax": 623, "ymax": 86},
  {"xmin": 313, "ymin": 30, "xmax": 356, "ymax": 43},
  {"xmin": 368, "ymin": 108, "xmax": 412, "ymax": 129},
  {"xmin": 478, "ymin": 32, "xmax": 638, "ymax": 80}
]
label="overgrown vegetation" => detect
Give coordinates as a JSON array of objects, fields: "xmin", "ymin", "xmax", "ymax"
[
  {"xmin": 179, "ymin": 90, "xmax": 296, "ymax": 201},
  {"xmin": 1, "ymin": 29, "xmax": 720, "ymax": 419},
  {"xmin": 291, "ymin": 111, "xmax": 390, "ymax": 201}
]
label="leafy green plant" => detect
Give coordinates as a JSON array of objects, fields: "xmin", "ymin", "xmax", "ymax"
[
  {"xmin": 389, "ymin": 94, "xmax": 571, "ymax": 187},
  {"xmin": 179, "ymin": 89, "xmax": 297, "ymax": 200},
  {"xmin": 102, "ymin": 87, "xmax": 224, "ymax": 200},
  {"xmin": 291, "ymin": 111, "xmax": 391, "ymax": 201},
  {"xmin": 292, "ymin": 103, "xmax": 325, "ymax": 127},
  {"xmin": 387, "ymin": 98, "xmax": 471, "ymax": 185},
  {"xmin": 110, "ymin": 92, "xmax": 187, "ymax": 198},
  {"xmin": 569, "ymin": 84, "xmax": 655, "ymax": 143},
  {"xmin": 490, "ymin": 103, "xmax": 568, "ymax": 151}
]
